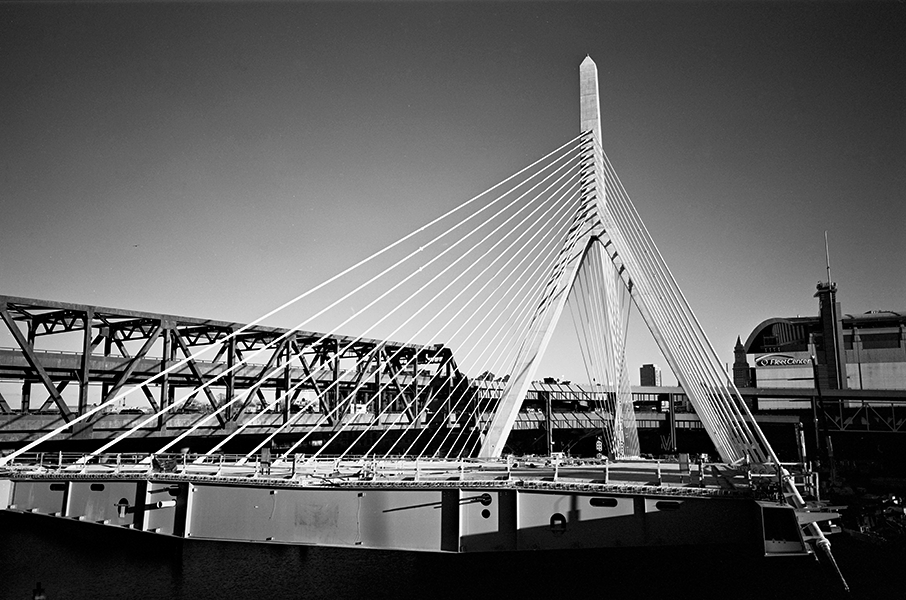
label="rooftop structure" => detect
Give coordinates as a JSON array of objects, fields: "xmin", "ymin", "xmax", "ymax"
[{"xmin": 738, "ymin": 284, "xmax": 905, "ymax": 391}]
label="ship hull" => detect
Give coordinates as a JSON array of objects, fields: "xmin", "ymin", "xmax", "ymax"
[
  {"xmin": 2, "ymin": 473, "xmax": 807, "ymax": 556},
  {"xmin": 0, "ymin": 507, "xmax": 833, "ymax": 600}
]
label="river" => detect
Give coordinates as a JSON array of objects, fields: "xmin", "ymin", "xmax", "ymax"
[{"xmin": 0, "ymin": 510, "xmax": 897, "ymax": 600}]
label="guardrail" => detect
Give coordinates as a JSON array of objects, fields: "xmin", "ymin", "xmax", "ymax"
[{"xmin": 0, "ymin": 451, "xmax": 804, "ymax": 500}]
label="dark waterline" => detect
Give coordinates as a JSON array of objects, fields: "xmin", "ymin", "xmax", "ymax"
[{"xmin": 0, "ymin": 511, "xmax": 899, "ymax": 600}]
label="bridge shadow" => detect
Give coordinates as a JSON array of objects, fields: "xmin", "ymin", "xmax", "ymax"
[{"xmin": 1, "ymin": 509, "xmax": 892, "ymax": 600}]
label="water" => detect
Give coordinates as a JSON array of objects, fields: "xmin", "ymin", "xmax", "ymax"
[{"xmin": 0, "ymin": 510, "xmax": 898, "ymax": 600}]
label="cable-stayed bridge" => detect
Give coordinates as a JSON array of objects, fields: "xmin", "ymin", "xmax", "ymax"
[
  {"xmin": 0, "ymin": 57, "xmax": 765, "ymax": 467},
  {"xmin": 0, "ymin": 57, "xmax": 847, "ymax": 588}
]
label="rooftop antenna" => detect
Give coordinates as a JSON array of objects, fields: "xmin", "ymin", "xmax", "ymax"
[{"xmin": 824, "ymin": 230, "xmax": 832, "ymax": 285}]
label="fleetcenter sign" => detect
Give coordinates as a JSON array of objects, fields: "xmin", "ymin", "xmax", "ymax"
[{"xmin": 755, "ymin": 353, "xmax": 811, "ymax": 367}]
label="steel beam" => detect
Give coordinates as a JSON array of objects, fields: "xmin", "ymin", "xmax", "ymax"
[
  {"xmin": 0, "ymin": 305, "xmax": 74, "ymax": 421},
  {"xmin": 172, "ymin": 331, "xmax": 225, "ymax": 428},
  {"xmin": 103, "ymin": 325, "xmax": 163, "ymax": 408}
]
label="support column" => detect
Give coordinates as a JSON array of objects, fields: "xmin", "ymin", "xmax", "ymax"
[
  {"xmin": 283, "ymin": 339, "xmax": 292, "ymax": 424},
  {"xmin": 159, "ymin": 323, "xmax": 172, "ymax": 432},
  {"xmin": 21, "ymin": 319, "xmax": 35, "ymax": 414},
  {"xmin": 101, "ymin": 327, "xmax": 112, "ymax": 406},
  {"xmin": 226, "ymin": 334, "xmax": 236, "ymax": 421},
  {"xmin": 78, "ymin": 307, "xmax": 93, "ymax": 415},
  {"xmin": 374, "ymin": 349, "xmax": 382, "ymax": 416}
]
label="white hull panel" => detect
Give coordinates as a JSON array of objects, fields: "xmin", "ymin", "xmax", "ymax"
[{"xmin": 2, "ymin": 475, "xmax": 807, "ymax": 556}]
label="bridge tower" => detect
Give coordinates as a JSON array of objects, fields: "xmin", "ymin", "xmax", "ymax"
[{"xmin": 478, "ymin": 57, "xmax": 636, "ymax": 459}]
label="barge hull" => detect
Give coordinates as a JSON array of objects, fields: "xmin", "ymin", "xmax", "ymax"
[{"xmin": 2, "ymin": 475, "xmax": 807, "ymax": 556}]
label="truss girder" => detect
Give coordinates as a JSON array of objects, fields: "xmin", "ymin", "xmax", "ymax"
[
  {"xmin": 0, "ymin": 304, "xmax": 74, "ymax": 422},
  {"xmin": 29, "ymin": 309, "xmax": 86, "ymax": 336},
  {"xmin": 0, "ymin": 295, "xmax": 454, "ymax": 424},
  {"xmin": 103, "ymin": 324, "xmax": 163, "ymax": 409},
  {"xmin": 822, "ymin": 400, "xmax": 906, "ymax": 433}
]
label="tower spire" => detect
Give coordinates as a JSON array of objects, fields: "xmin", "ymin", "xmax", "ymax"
[{"xmin": 579, "ymin": 56, "xmax": 602, "ymax": 143}]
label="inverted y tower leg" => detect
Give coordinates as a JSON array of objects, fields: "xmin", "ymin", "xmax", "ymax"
[{"xmin": 478, "ymin": 57, "xmax": 625, "ymax": 458}]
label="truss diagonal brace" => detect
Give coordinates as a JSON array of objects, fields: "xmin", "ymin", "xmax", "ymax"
[
  {"xmin": 104, "ymin": 324, "xmax": 164, "ymax": 411},
  {"xmin": 173, "ymin": 331, "xmax": 226, "ymax": 428},
  {"xmin": 0, "ymin": 305, "xmax": 74, "ymax": 422}
]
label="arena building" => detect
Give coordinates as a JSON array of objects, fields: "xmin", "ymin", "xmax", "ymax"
[{"xmin": 735, "ymin": 281, "xmax": 906, "ymax": 396}]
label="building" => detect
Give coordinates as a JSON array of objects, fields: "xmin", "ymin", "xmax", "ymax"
[
  {"xmin": 736, "ymin": 281, "xmax": 906, "ymax": 393},
  {"xmin": 640, "ymin": 363, "xmax": 662, "ymax": 387}
]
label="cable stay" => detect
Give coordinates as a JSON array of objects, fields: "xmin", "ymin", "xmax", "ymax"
[
  {"xmin": 0, "ymin": 60, "xmax": 776, "ymax": 473},
  {"xmin": 0, "ymin": 126, "xmax": 777, "ymax": 470},
  {"xmin": 0, "ymin": 127, "xmax": 774, "ymax": 467}
]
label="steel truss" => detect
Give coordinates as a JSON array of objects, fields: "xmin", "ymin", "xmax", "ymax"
[
  {"xmin": 738, "ymin": 387, "xmax": 906, "ymax": 434},
  {"xmin": 0, "ymin": 295, "xmax": 458, "ymax": 431},
  {"xmin": 821, "ymin": 398, "xmax": 906, "ymax": 434}
]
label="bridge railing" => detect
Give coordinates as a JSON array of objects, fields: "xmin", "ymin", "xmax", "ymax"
[{"xmin": 0, "ymin": 450, "xmax": 810, "ymax": 500}]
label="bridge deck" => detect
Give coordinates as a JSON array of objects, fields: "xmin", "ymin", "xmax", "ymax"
[
  {"xmin": 2, "ymin": 452, "xmax": 789, "ymax": 498},
  {"xmin": 1, "ymin": 454, "xmax": 812, "ymax": 559}
]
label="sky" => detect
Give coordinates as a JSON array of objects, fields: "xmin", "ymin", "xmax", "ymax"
[{"xmin": 1, "ymin": 1, "xmax": 904, "ymax": 388}]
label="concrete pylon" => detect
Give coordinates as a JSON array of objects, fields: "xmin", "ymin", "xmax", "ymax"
[
  {"xmin": 478, "ymin": 57, "xmax": 634, "ymax": 458},
  {"xmin": 580, "ymin": 56, "xmax": 602, "ymax": 143}
]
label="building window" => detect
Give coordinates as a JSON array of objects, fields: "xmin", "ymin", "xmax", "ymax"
[{"xmin": 860, "ymin": 332, "xmax": 900, "ymax": 350}]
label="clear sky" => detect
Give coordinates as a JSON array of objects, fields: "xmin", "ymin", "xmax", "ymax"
[{"xmin": 1, "ymin": 1, "xmax": 904, "ymax": 386}]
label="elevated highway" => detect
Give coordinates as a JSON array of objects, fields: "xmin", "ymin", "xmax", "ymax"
[
  {"xmin": 0, "ymin": 294, "xmax": 458, "ymax": 431},
  {"xmin": 2, "ymin": 295, "xmax": 902, "ymax": 456}
]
